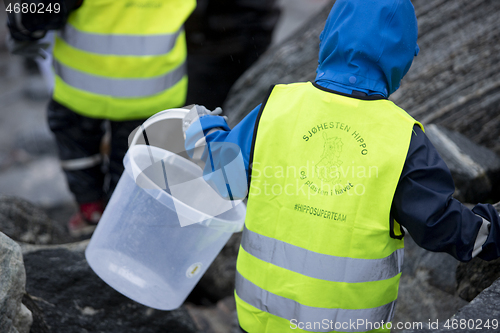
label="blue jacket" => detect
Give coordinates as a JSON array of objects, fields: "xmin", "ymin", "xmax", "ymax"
[{"xmin": 185, "ymin": 0, "xmax": 500, "ymax": 261}]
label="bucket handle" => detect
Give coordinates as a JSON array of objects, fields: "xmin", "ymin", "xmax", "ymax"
[{"xmin": 129, "ymin": 108, "xmax": 189, "ymax": 148}]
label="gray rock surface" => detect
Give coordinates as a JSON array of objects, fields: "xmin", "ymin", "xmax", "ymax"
[
  {"xmin": 393, "ymin": 0, "xmax": 500, "ymax": 156},
  {"xmin": 185, "ymin": 296, "xmax": 238, "ymax": 333},
  {"xmin": 0, "ymin": 157, "xmax": 73, "ymax": 208},
  {"xmin": 402, "ymin": 235, "xmax": 460, "ymax": 295},
  {"xmin": 12, "ymin": 302, "xmax": 32, "ymax": 333},
  {"xmin": 456, "ymin": 257, "xmax": 500, "ymax": 302},
  {"xmin": 0, "ymin": 232, "xmax": 32, "ymax": 333},
  {"xmin": 14, "ymin": 127, "xmax": 58, "ymax": 157},
  {"xmin": 455, "ymin": 201, "xmax": 500, "ymax": 302},
  {"xmin": 0, "ymin": 195, "xmax": 71, "ymax": 245},
  {"xmin": 393, "ymin": 235, "xmax": 468, "ymax": 331},
  {"xmin": 424, "ymin": 124, "xmax": 500, "ymax": 202},
  {"xmin": 21, "ymin": 294, "xmax": 49, "ymax": 333},
  {"xmin": 22, "ymin": 242, "xmax": 198, "ymax": 333},
  {"xmin": 403, "ymin": 278, "xmax": 500, "ymax": 333},
  {"xmin": 449, "ymin": 278, "xmax": 500, "ymax": 332},
  {"xmin": 190, "ymin": 233, "xmax": 242, "ymax": 303}
]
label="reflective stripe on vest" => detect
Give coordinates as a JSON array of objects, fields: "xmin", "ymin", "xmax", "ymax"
[
  {"xmin": 241, "ymin": 225, "xmax": 404, "ymax": 283},
  {"xmin": 60, "ymin": 23, "xmax": 182, "ymax": 56},
  {"xmin": 236, "ymin": 272, "xmax": 396, "ymax": 333},
  {"xmin": 53, "ymin": 59, "xmax": 186, "ymax": 98},
  {"xmin": 236, "ymin": 82, "xmax": 423, "ymax": 333}
]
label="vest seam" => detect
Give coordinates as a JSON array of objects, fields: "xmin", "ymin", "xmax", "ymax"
[
  {"xmin": 312, "ymin": 81, "xmax": 388, "ymax": 100},
  {"xmin": 248, "ymin": 85, "xmax": 275, "ymax": 192}
]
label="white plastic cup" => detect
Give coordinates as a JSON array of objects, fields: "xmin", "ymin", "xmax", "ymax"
[{"xmin": 85, "ymin": 109, "xmax": 246, "ymax": 310}]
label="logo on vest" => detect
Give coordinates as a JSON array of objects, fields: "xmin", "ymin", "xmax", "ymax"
[
  {"xmin": 316, "ymin": 132, "xmax": 343, "ymax": 185},
  {"xmin": 294, "ymin": 121, "xmax": 375, "ymax": 197},
  {"xmin": 302, "ymin": 121, "xmax": 368, "ymax": 155}
]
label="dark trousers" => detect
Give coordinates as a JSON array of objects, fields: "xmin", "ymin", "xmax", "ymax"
[{"xmin": 47, "ymin": 100, "xmax": 145, "ymax": 204}]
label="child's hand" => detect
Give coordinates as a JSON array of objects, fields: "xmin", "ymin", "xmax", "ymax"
[{"xmin": 182, "ymin": 105, "xmax": 225, "ymax": 136}]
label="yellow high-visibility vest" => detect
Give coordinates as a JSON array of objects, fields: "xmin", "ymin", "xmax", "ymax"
[
  {"xmin": 52, "ymin": 0, "xmax": 195, "ymax": 120},
  {"xmin": 236, "ymin": 82, "xmax": 423, "ymax": 333}
]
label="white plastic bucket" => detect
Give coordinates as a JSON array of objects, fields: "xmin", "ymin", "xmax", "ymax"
[{"xmin": 85, "ymin": 109, "xmax": 246, "ymax": 310}]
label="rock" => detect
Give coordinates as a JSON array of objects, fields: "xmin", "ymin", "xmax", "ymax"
[
  {"xmin": 449, "ymin": 278, "xmax": 500, "ymax": 331},
  {"xmin": 21, "ymin": 294, "xmax": 50, "ymax": 333},
  {"xmin": 392, "ymin": 235, "xmax": 468, "ymax": 331},
  {"xmin": 12, "ymin": 302, "xmax": 32, "ymax": 333},
  {"xmin": 14, "ymin": 127, "xmax": 58, "ymax": 157},
  {"xmin": 0, "ymin": 232, "xmax": 33, "ymax": 333},
  {"xmin": 403, "ymin": 278, "xmax": 500, "ymax": 333},
  {"xmin": 22, "ymin": 242, "xmax": 198, "ymax": 333},
  {"xmin": 393, "ymin": 0, "xmax": 500, "ymax": 157},
  {"xmin": 185, "ymin": 296, "xmax": 237, "ymax": 333},
  {"xmin": 0, "ymin": 157, "xmax": 74, "ymax": 207},
  {"xmin": 394, "ymin": 271, "xmax": 469, "ymax": 332},
  {"xmin": 424, "ymin": 124, "xmax": 500, "ymax": 202},
  {"xmin": 22, "ymin": 75, "xmax": 51, "ymax": 101},
  {"xmin": 455, "ymin": 201, "xmax": 500, "ymax": 302},
  {"xmin": 456, "ymin": 257, "xmax": 500, "ymax": 302},
  {"xmin": 402, "ymin": 234, "xmax": 460, "ymax": 295},
  {"xmin": 0, "ymin": 15, "xmax": 7, "ymax": 53},
  {"xmin": 0, "ymin": 195, "xmax": 71, "ymax": 245},
  {"xmin": 189, "ymin": 233, "xmax": 242, "ymax": 303},
  {"xmin": 0, "ymin": 149, "xmax": 32, "ymax": 171}
]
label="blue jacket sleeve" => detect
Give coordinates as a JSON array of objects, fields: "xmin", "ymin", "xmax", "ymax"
[
  {"xmin": 184, "ymin": 104, "xmax": 261, "ymax": 199},
  {"xmin": 200, "ymin": 103, "xmax": 261, "ymax": 180},
  {"xmin": 391, "ymin": 126, "xmax": 500, "ymax": 262}
]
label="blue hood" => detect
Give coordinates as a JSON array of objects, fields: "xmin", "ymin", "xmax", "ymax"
[{"xmin": 315, "ymin": 0, "xmax": 419, "ymax": 97}]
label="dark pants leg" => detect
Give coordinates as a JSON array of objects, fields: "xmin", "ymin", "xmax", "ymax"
[
  {"xmin": 47, "ymin": 100, "xmax": 105, "ymax": 204},
  {"xmin": 107, "ymin": 118, "xmax": 145, "ymax": 199},
  {"xmin": 48, "ymin": 100, "xmax": 147, "ymax": 203}
]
